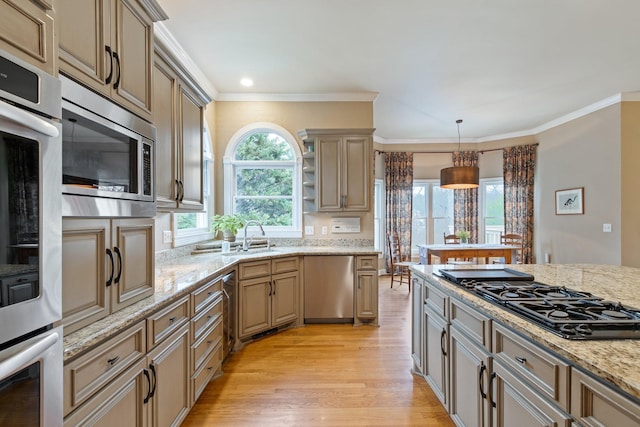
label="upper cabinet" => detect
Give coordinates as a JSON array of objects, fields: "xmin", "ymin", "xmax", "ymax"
[
  {"xmin": 0, "ymin": 0, "xmax": 56, "ymax": 75},
  {"xmin": 298, "ymin": 128, "xmax": 374, "ymax": 213},
  {"xmin": 153, "ymin": 42, "xmax": 211, "ymax": 211},
  {"xmin": 57, "ymin": 0, "xmax": 168, "ymax": 122}
]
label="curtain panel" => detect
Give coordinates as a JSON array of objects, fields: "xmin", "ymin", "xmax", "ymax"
[
  {"xmin": 385, "ymin": 152, "xmax": 413, "ymax": 271},
  {"xmin": 503, "ymin": 144, "xmax": 537, "ymax": 263},
  {"xmin": 452, "ymin": 151, "xmax": 479, "ymax": 243}
]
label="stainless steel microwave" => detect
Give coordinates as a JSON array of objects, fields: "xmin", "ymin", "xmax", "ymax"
[{"xmin": 61, "ymin": 76, "xmax": 156, "ymax": 217}]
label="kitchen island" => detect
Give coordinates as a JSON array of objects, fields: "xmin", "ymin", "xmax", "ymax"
[{"xmin": 410, "ymin": 263, "xmax": 640, "ymax": 426}]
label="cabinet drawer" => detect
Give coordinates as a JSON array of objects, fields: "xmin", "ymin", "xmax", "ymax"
[
  {"xmin": 191, "ymin": 295, "xmax": 223, "ymax": 342},
  {"xmin": 191, "ymin": 275, "xmax": 223, "ymax": 315},
  {"xmin": 356, "ymin": 255, "xmax": 377, "ymax": 270},
  {"xmin": 571, "ymin": 368, "xmax": 640, "ymax": 426},
  {"xmin": 192, "ymin": 341, "xmax": 223, "ymax": 403},
  {"xmin": 146, "ymin": 295, "xmax": 190, "ymax": 349},
  {"xmin": 493, "ymin": 322, "xmax": 570, "ymax": 411},
  {"xmin": 272, "ymin": 256, "xmax": 299, "ymax": 274},
  {"xmin": 63, "ymin": 321, "xmax": 146, "ymax": 416},
  {"xmin": 450, "ymin": 298, "xmax": 491, "ymax": 350},
  {"xmin": 424, "ymin": 282, "xmax": 448, "ymax": 320},
  {"xmin": 239, "ymin": 260, "xmax": 271, "ymax": 280},
  {"xmin": 191, "ymin": 316, "xmax": 223, "ymax": 373}
]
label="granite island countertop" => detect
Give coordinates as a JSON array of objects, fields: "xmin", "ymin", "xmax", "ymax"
[
  {"xmin": 63, "ymin": 246, "xmax": 379, "ymax": 362},
  {"xmin": 410, "ymin": 263, "xmax": 640, "ymax": 401}
]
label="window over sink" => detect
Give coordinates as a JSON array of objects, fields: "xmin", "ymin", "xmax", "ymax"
[{"xmin": 224, "ymin": 123, "xmax": 302, "ymax": 238}]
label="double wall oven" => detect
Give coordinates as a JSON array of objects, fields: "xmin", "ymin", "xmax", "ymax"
[{"xmin": 0, "ymin": 49, "xmax": 63, "ymax": 425}]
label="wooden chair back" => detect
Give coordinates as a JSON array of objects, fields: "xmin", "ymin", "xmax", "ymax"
[
  {"xmin": 387, "ymin": 232, "xmax": 414, "ymax": 289},
  {"xmin": 500, "ymin": 233, "xmax": 523, "ymax": 263},
  {"xmin": 443, "ymin": 233, "xmax": 460, "ymax": 245}
]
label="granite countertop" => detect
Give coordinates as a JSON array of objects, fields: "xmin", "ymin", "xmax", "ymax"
[
  {"xmin": 0, "ymin": 264, "xmax": 38, "ymax": 277},
  {"xmin": 63, "ymin": 246, "xmax": 379, "ymax": 362},
  {"xmin": 410, "ymin": 263, "xmax": 640, "ymax": 400}
]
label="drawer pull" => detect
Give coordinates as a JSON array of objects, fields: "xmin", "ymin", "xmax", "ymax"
[
  {"xmin": 478, "ymin": 362, "xmax": 487, "ymax": 400},
  {"xmin": 207, "ymin": 291, "xmax": 213, "ymax": 296},
  {"xmin": 207, "ymin": 340, "xmax": 214, "ymax": 345},
  {"xmin": 207, "ymin": 315, "xmax": 213, "ymax": 320},
  {"xmin": 515, "ymin": 356, "xmax": 527, "ymax": 364},
  {"xmin": 143, "ymin": 369, "xmax": 152, "ymax": 404},
  {"xmin": 106, "ymin": 356, "xmax": 120, "ymax": 367},
  {"xmin": 489, "ymin": 372, "xmax": 497, "ymax": 408},
  {"xmin": 169, "ymin": 316, "xmax": 177, "ymax": 324},
  {"xmin": 440, "ymin": 329, "xmax": 447, "ymax": 356}
]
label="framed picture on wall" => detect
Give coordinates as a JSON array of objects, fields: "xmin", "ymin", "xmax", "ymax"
[{"xmin": 555, "ymin": 187, "xmax": 584, "ymax": 215}]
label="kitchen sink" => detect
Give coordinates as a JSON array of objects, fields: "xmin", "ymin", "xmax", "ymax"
[{"xmin": 221, "ymin": 248, "xmax": 279, "ymax": 256}]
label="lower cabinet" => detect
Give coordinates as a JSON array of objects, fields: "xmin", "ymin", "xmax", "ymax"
[
  {"xmin": 423, "ymin": 303, "xmax": 449, "ymax": 408},
  {"xmin": 491, "ymin": 360, "xmax": 573, "ymax": 427},
  {"xmin": 449, "ymin": 327, "xmax": 491, "ymax": 427},
  {"xmin": 238, "ymin": 257, "xmax": 299, "ymax": 339},
  {"xmin": 411, "ymin": 277, "xmax": 424, "ymax": 374},
  {"xmin": 355, "ymin": 255, "xmax": 378, "ymax": 323}
]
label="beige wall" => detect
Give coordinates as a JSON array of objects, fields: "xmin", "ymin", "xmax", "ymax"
[
  {"xmin": 536, "ymin": 104, "xmax": 622, "ymax": 265},
  {"xmin": 209, "ymin": 101, "xmax": 374, "ymax": 239}
]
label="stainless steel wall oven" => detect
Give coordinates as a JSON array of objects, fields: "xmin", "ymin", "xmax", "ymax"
[
  {"xmin": 61, "ymin": 75, "xmax": 156, "ymax": 217},
  {"xmin": 0, "ymin": 49, "xmax": 63, "ymax": 425}
]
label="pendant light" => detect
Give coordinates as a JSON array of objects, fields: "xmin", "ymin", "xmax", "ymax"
[{"xmin": 440, "ymin": 119, "xmax": 479, "ymax": 189}]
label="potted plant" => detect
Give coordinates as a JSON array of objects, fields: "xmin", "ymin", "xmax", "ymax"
[
  {"xmin": 211, "ymin": 214, "xmax": 244, "ymax": 242},
  {"xmin": 455, "ymin": 230, "xmax": 470, "ymax": 244}
]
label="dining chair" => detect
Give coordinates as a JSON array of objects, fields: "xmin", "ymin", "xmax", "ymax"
[
  {"xmin": 443, "ymin": 233, "xmax": 474, "ymax": 264},
  {"xmin": 388, "ymin": 233, "xmax": 418, "ymax": 290},
  {"xmin": 493, "ymin": 232, "xmax": 524, "ymax": 264}
]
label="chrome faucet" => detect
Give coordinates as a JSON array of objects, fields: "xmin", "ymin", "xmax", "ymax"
[{"xmin": 242, "ymin": 220, "xmax": 265, "ymax": 251}]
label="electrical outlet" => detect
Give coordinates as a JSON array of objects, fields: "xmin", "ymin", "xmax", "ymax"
[
  {"xmin": 321, "ymin": 226, "xmax": 328, "ymax": 235},
  {"xmin": 603, "ymin": 224, "xmax": 612, "ymax": 233},
  {"xmin": 162, "ymin": 230, "xmax": 173, "ymax": 243},
  {"xmin": 304, "ymin": 226, "xmax": 315, "ymax": 235}
]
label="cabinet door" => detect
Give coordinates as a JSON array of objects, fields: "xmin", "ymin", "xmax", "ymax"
[
  {"xmin": 411, "ymin": 278, "xmax": 424, "ymax": 374},
  {"xmin": 491, "ymin": 360, "xmax": 572, "ymax": 427},
  {"xmin": 342, "ymin": 136, "xmax": 370, "ymax": 211},
  {"xmin": 424, "ymin": 304, "xmax": 449, "ymax": 408},
  {"xmin": 63, "ymin": 358, "xmax": 148, "ymax": 427},
  {"xmin": 239, "ymin": 277, "xmax": 271, "ymax": 338},
  {"xmin": 0, "ymin": 0, "xmax": 55, "ymax": 75},
  {"xmin": 271, "ymin": 271, "xmax": 298, "ymax": 327},
  {"xmin": 153, "ymin": 53, "xmax": 179, "ymax": 209},
  {"xmin": 316, "ymin": 136, "xmax": 342, "ymax": 211},
  {"xmin": 110, "ymin": 0, "xmax": 153, "ymax": 121},
  {"xmin": 356, "ymin": 270, "xmax": 377, "ymax": 319},
  {"xmin": 110, "ymin": 218, "xmax": 154, "ymax": 312},
  {"xmin": 61, "ymin": 218, "xmax": 111, "ymax": 335},
  {"xmin": 449, "ymin": 326, "xmax": 491, "ymax": 427},
  {"xmin": 147, "ymin": 324, "xmax": 191, "ymax": 427},
  {"xmin": 58, "ymin": 0, "xmax": 110, "ymax": 94},
  {"xmin": 178, "ymin": 85, "xmax": 204, "ymax": 210}
]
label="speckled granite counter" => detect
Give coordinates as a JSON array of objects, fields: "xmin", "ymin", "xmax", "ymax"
[
  {"xmin": 63, "ymin": 246, "xmax": 379, "ymax": 362},
  {"xmin": 410, "ymin": 263, "xmax": 640, "ymax": 401}
]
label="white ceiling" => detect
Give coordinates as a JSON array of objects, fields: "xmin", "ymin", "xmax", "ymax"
[{"xmin": 156, "ymin": 0, "xmax": 640, "ymax": 141}]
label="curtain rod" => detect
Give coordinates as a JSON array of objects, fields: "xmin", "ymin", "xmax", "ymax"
[{"xmin": 374, "ymin": 142, "xmax": 539, "ymax": 156}]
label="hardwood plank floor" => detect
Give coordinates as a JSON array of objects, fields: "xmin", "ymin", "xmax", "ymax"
[{"xmin": 182, "ymin": 276, "xmax": 454, "ymax": 426}]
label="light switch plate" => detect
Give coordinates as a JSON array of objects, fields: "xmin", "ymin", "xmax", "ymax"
[
  {"xmin": 603, "ymin": 224, "xmax": 612, "ymax": 232},
  {"xmin": 162, "ymin": 230, "xmax": 172, "ymax": 243},
  {"xmin": 322, "ymin": 226, "xmax": 328, "ymax": 235},
  {"xmin": 304, "ymin": 226, "xmax": 314, "ymax": 235}
]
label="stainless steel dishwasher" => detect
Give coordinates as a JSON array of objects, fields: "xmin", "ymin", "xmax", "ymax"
[{"xmin": 304, "ymin": 256, "xmax": 354, "ymax": 323}]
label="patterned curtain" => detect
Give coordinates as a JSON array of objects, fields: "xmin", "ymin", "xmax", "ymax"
[
  {"xmin": 452, "ymin": 151, "xmax": 479, "ymax": 243},
  {"xmin": 503, "ymin": 144, "xmax": 537, "ymax": 263},
  {"xmin": 385, "ymin": 152, "xmax": 414, "ymax": 271}
]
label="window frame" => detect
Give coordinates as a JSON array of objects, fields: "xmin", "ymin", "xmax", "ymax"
[
  {"xmin": 479, "ymin": 177, "xmax": 504, "ymax": 244},
  {"xmin": 223, "ymin": 122, "xmax": 302, "ymax": 238}
]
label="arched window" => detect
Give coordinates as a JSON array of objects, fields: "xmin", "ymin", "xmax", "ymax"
[{"xmin": 224, "ymin": 123, "xmax": 302, "ymax": 237}]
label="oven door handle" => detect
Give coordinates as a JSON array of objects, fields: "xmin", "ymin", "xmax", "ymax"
[
  {"xmin": 0, "ymin": 100, "xmax": 59, "ymax": 137},
  {"xmin": 0, "ymin": 331, "xmax": 59, "ymax": 379}
]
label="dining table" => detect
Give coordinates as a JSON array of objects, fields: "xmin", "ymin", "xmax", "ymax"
[{"xmin": 417, "ymin": 243, "xmax": 520, "ymax": 265}]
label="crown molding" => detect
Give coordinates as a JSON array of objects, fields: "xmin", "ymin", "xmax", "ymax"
[
  {"xmin": 216, "ymin": 92, "xmax": 379, "ymax": 102},
  {"xmin": 139, "ymin": 0, "xmax": 169, "ymax": 21}
]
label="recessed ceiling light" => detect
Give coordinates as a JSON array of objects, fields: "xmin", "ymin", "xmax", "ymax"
[{"xmin": 240, "ymin": 78, "xmax": 254, "ymax": 87}]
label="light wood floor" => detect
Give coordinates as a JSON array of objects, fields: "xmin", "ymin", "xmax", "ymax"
[{"xmin": 182, "ymin": 276, "xmax": 454, "ymax": 426}]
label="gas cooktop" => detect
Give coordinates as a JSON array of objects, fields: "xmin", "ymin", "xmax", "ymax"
[{"xmin": 438, "ymin": 269, "xmax": 640, "ymax": 340}]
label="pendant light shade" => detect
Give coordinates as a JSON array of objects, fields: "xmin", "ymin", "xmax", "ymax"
[{"xmin": 440, "ymin": 119, "xmax": 479, "ymax": 189}]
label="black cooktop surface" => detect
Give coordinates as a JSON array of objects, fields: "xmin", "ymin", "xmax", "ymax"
[{"xmin": 438, "ymin": 268, "xmax": 640, "ymax": 340}]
